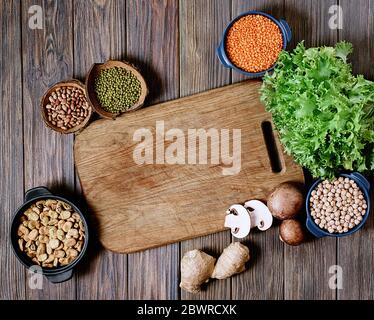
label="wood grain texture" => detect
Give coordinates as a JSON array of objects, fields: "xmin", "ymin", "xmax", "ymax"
[
  {"xmin": 21, "ymin": 0, "xmax": 76, "ymax": 300},
  {"xmin": 74, "ymin": 82, "xmax": 304, "ymax": 253},
  {"xmin": 284, "ymin": 0, "xmax": 338, "ymax": 49},
  {"xmin": 0, "ymin": 0, "xmax": 25, "ymax": 300},
  {"xmin": 73, "ymin": 0, "xmax": 127, "ymax": 300},
  {"xmin": 283, "ymin": 0, "xmax": 338, "ymax": 300},
  {"xmin": 125, "ymin": 0, "xmax": 180, "ymax": 300},
  {"xmin": 338, "ymin": 0, "xmax": 374, "ymax": 300},
  {"xmin": 1, "ymin": 0, "xmax": 373, "ymax": 300},
  {"xmin": 231, "ymin": 0, "xmax": 285, "ymax": 300},
  {"xmin": 179, "ymin": 0, "xmax": 232, "ymax": 300}
]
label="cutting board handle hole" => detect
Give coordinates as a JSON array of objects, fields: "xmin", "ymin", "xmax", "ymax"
[{"xmin": 261, "ymin": 121, "xmax": 283, "ymax": 173}]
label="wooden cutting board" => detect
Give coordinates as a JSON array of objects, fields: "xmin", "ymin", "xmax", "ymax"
[{"xmin": 74, "ymin": 81, "xmax": 304, "ymax": 253}]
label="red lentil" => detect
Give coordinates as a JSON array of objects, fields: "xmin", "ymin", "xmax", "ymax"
[{"xmin": 225, "ymin": 14, "xmax": 283, "ymax": 73}]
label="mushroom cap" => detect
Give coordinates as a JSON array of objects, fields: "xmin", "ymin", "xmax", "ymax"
[
  {"xmin": 244, "ymin": 200, "xmax": 273, "ymax": 231},
  {"xmin": 279, "ymin": 219, "xmax": 306, "ymax": 246},
  {"xmin": 224, "ymin": 204, "xmax": 251, "ymax": 238},
  {"xmin": 268, "ymin": 182, "xmax": 304, "ymax": 220}
]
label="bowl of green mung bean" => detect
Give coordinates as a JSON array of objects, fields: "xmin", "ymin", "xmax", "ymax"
[{"xmin": 86, "ymin": 60, "xmax": 148, "ymax": 119}]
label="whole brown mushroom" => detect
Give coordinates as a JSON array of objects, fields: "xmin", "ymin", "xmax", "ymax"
[
  {"xmin": 267, "ymin": 182, "xmax": 304, "ymax": 220},
  {"xmin": 279, "ymin": 219, "xmax": 306, "ymax": 246}
]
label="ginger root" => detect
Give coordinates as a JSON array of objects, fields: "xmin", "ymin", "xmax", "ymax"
[
  {"xmin": 211, "ymin": 242, "xmax": 250, "ymax": 279},
  {"xmin": 179, "ymin": 249, "xmax": 215, "ymax": 294},
  {"xmin": 180, "ymin": 243, "xmax": 250, "ymax": 293}
]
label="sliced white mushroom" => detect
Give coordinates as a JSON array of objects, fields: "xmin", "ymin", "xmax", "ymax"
[
  {"xmin": 224, "ymin": 200, "xmax": 273, "ymax": 239},
  {"xmin": 244, "ymin": 200, "xmax": 273, "ymax": 231},
  {"xmin": 224, "ymin": 204, "xmax": 250, "ymax": 239}
]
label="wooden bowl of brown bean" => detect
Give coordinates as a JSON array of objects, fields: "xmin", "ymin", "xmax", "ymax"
[{"xmin": 40, "ymin": 80, "xmax": 93, "ymax": 134}]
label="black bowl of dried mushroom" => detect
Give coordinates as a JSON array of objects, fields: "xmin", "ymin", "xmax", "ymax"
[{"xmin": 10, "ymin": 187, "xmax": 89, "ymax": 283}]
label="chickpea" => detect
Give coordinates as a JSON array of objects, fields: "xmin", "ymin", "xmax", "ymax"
[{"xmin": 310, "ymin": 177, "xmax": 367, "ymax": 234}]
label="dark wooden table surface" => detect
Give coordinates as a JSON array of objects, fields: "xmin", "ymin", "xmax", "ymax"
[{"xmin": 1, "ymin": 0, "xmax": 373, "ymax": 300}]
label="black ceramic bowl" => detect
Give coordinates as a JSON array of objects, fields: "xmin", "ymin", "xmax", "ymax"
[{"xmin": 10, "ymin": 187, "xmax": 89, "ymax": 283}]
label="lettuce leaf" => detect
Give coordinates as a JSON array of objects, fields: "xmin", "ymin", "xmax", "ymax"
[{"xmin": 260, "ymin": 41, "xmax": 374, "ymax": 178}]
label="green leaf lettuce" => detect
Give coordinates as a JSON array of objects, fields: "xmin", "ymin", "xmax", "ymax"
[{"xmin": 260, "ymin": 41, "xmax": 374, "ymax": 178}]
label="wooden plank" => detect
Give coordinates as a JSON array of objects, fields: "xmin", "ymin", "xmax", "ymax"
[
  {"xmin": 74, "ymin": 0, "xmax": 127, "ymax": 300},
  {"xmin": 22, "ymin": 0, "xmax": 75, "ymax": 299},
  {"xmin": 339, "ymin": 0, "xmax": 374, "ymax": 80},
  {"xmin": 179, "ymin": 0, "xmax": 232, "ymax": 300},
  {"xmin": 285, "ymin": 0, "xmax": 338, "ymax": 49},
  {"xmin": 125, "ymin": 0, "xmax": 180, "ymax": 300},
  {"xmin": 230, "ymin": 0, "xmax": 285, "ymax": 300},
  {"xmin": 0, "ymin": 0, "xmax": 25, "ymax": 300},
  {"xmin": 283, "ymin": 0, "xmax": 338, "ymax": 300},
  {"xmin": 338, "ymin": 0, "xmax": 374, "ymax": 300}
]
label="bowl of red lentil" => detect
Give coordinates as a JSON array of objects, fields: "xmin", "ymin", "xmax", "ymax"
[
  {"xmin": 217, "ymin": 11, "xmax": 292, "ymax": 77},
  {"xmin": 305, "ymin": 172, "xmax": 371, "ymax": 238}
]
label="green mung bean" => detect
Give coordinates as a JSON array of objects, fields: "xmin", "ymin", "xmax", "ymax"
[{"xmin": 94, "ymin": 67, "xmax": 142, "ymax": 113}]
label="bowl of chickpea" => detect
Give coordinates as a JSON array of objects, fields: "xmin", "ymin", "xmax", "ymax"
[{"xmin": 306, "ymin": 172, "xmax": 370, "ymax": 238}]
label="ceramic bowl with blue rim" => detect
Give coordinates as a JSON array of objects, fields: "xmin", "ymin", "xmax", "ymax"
[{"xmin": 216, "ymin": 10, "xmax": 292, "ymax": 78}]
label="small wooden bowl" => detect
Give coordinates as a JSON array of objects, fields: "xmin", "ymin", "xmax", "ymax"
[
  {"xmin": 85, "ymin": 60, "xmax": 148, "ymax": 119},
  {"xmin": 40, "ymin": 80, "xmax": 93, "ymax": 134}
]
